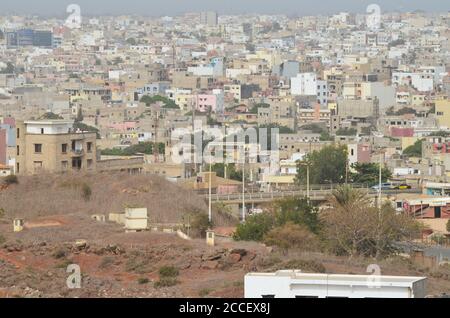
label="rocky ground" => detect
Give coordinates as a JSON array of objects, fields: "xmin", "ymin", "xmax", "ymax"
[
  {"xmin": 1, "ymin": 173, "xmax": 450, "ymax": 298},
  {"xmin": 1, "ymin": 213, "xmax": 450, "ymax": 298}
]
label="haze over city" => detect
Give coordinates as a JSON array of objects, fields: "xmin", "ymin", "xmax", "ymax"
[
  {"xmin": 1, "ymin": 0, "xmax": 450, "ymax": 304},
  {"xmin": 1, "ymin": 0, "xmax": 450, "ymax": 16}
]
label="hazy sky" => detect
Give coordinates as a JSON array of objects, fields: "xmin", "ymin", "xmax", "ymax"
[{"xmin": 2, "ymin": 0, "xmax": 450, "ymax": 17}]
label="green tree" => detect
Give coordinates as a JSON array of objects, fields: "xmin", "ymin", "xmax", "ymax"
[
  {"xmin": 295, "ymin": 144, "xmax": 347, "ymax": 185},
  {"xmin": 336, "ymin": 127, "xmax": 357, "ymax": 136},
  {"xmin": 403, "ymin": 139, "xmax": 423, "ymax": 157},
  {"xmin": 351, "ymin": 163, "xmax": 392, "ymax": 186},
  {"xmin": 233, "ymin": 213, "xmax": 275, "ymax": 242},
  {"xmin": 140, "ymin": 95, "xmax": 179, "ymax": 109},
  {"xmin": 211, "ymin": 163, "xmax": 242, "ymax": 181},
  {"xmin": 101, "ymin": 142, "xmax": 165, "ymax": 156},
  {"xmin": 233, "ymin": 196, "xmax": 320, "ymax": 242},
  {"xmin": 249, "ymin": 103, "xmax": 270, "ymax": 114},
  {"xmin": 190, "ymin": 213, "xmax": 212, "ymax": 238},
  {"xmin": 272, "ymin": 197, "xmax": 320, "ymax": 234}
]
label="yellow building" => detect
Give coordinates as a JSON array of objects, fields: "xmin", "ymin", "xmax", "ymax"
[
  {"xmin": 15, "ymin": 120, "xmax": 97, "ymax": 175},
  {"xmin": 435, "ymin": 98, "xmax": 450, "ymax": 129}
]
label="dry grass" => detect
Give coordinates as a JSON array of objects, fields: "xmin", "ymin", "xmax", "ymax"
[{"xmin": 0, "ymin": 172, "xmax": 208, "ymax": 224}]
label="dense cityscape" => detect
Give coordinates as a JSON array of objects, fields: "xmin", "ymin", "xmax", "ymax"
[{"xmin": 0, "ymin": 4, "xmax": 450, "ymax": 300}]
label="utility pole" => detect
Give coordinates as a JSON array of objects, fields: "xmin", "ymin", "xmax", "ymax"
[
  {"xmin": 242, "ymin": 147, "xmax": 246, "ymax": 223},
  {"xmin": 154, "ymin": 110, "xmax": 159, "ymax": 163},
  {"xmin": 378, "ymin": 152, "xmax": 383, "ymax": 210},
  {"xmin": 307, "ymin": 162, "xmax": 310, "ymax": 200},
  {"xmin": 208, "ymin": 158, "xmax": 212, "ymax": 223}
]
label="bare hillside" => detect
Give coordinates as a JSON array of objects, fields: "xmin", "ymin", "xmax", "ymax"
[{"xmin": 0, "ymin": 172, "xmax": 207, "ymax": 224}]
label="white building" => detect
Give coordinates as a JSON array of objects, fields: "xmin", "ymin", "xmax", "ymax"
[
  {"xmin": 291, "ymin": 73, "xmax": 328, "ymax": 105},
  {"xmin": 392, "ymin": 71, "xmax": 434, "ymax": 92},
  {"xmin": 245, "ymin": 271, "xmax": 427, "ymax": 298}
]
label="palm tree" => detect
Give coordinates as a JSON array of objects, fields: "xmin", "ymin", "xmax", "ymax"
[{"xmin": 327, "ymin": 185, "xmax": 370, "ymax": 209}]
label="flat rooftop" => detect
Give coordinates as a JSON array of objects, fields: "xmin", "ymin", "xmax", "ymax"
[{"xmin": 246, "ymin": 271, "xmax": 426, "ymax": 286}]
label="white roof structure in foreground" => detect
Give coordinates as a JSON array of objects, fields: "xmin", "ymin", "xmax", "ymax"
[{"xmin": 245, "ymin": 271, "xmax": 427, "ymax": 298}]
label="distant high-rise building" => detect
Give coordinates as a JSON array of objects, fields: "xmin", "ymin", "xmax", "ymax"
[
  {"xmin": 6, "ymin": 29, "xmax": 53, "ymax": 48},
  {"xmin": 200, "ymin": 11, "xmax": 218, "ymax": 27},
  {"xmin": 33, "ymin": 30, "xmax": 53, "ymax": 47}
]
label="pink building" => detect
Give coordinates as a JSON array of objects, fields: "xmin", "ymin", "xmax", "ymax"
[
  {"xmin": 391, "ymin": 127, "xmax": 414, "ymax": 138},
  {"xmin": 195, "ymin": 90, "xmax": 224, "ymax": 113},
  {"xmin": 108, "ymin": 121, "xmax": 137, "ymax": 132},
  {"xmin": 0, "ymin": 130, "xmax": 6, "ymax": 165}
]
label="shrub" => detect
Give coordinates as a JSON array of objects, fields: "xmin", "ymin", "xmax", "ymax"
[
  {"xmin": 81, "ymin": 183, "xmax": 92, "ymax": 201},
  {"xmin": 447, "ymin": 220, "xmax": 450, "ymax": 233},
  {"xmin": 154, "ymin": 277, "xmax": 178, "ymax": 288},
  {"xmin": 3, "ymin": 175, "xmax": 18, "ymax": 185},
  {"xmin": 0, "ymin": 234, "xmax": 5, "ymax": 245},
  {"xmin": 0, "ymin": 208, "xmax": 5, "ymax": 218},
  {"xmin": 125, "ymin": 257, "xmax": 151, "ymax": 274},
  {"xmin": 189, "ymin": 213, "xmax": 212, "ymax": 238},
  {"xmin": 137, "ymin": 277, "xmax": 150, "ymax": 285},
  {"xmin": 233, "ymin": 213, "xmax": 274, "ymax": 241},
  {"xmin": 53, "ymin": 249, "xmax": 67, "ymax": 259},
  {"xmin": 159, "ymin": 266, "xmax": 179, "ymax": 278},
  {"xmin": 263, "ymin": 223, "xmax": 320, "ymax": 253},
  {"xmin": 199, "ymin": 288, "xmax": 212, "ymax": 297}
]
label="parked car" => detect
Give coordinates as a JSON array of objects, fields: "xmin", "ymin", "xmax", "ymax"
[
  {"xmin": 394, "ymin": 184, "xmax": 412, "ymax": 190},
  {"xmin": 371, "ymin": 183, "xmax": 395, "ymax": 191}
]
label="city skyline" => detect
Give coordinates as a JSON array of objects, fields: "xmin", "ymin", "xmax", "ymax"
[{"xmin": 1, "ymin": 0, "xmax": 450, "ymax": 17}]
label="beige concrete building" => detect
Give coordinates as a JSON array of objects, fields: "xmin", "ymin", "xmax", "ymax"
[{"xmin": 15, "ymin": 120, "xmax": 97, "ymax": 175}]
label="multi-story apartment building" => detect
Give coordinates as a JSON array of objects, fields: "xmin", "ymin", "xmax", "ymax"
[
  {"xmin": 291, "ymin": 73, "xmax": 328, "ymax": 106},
  {"xmin": 15, "ymin": 120, "xmax": 97, "ymax": 175}
]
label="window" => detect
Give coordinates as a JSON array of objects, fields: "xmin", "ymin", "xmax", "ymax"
[
  {"xmin": 62, "ymin": 144, "xmax": 68, "ymax": 153},
  {"xmin": 34, "ymin": 144, "xmax": 42, "ymax": 153},
  {"xmin": 87, "ymin": 159, "xmax": 93, "ymax": 169},
  {"xmin": 16, "ymin": 163, "xmax": 19, "ymax": 174},
  {"xmin": 61, "ymin": 161, "xmax": 68, "ymax": 170},
  {"xmin": 87, "ymin": 142, "xmax": 93, "ymax": 152},
  {"xmin": 17, "ymin": 146, "xmax": 20, "ymax": 156},
  {"xmin": 16, "ymin": 128, "xmax": 20, "ymax": 138},
  {"xmin": 33, "ymin": 161, "xmax": 43, "ymax": 172},
  {"xmin": 40, "ymin": 128, "xmax": 44, "ymax": 134}
]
